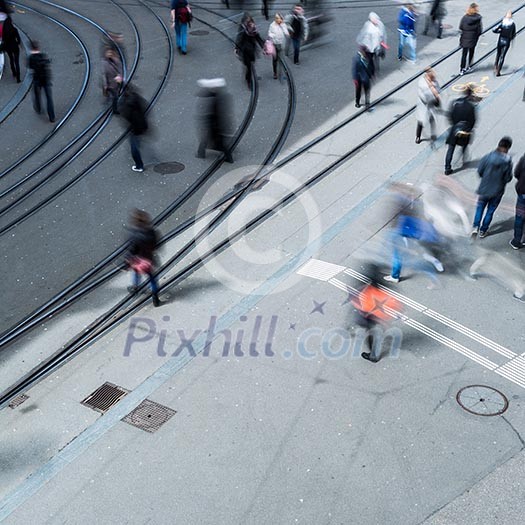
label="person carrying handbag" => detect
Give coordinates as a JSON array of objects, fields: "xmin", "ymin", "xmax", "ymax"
[
  {"xmin": 415, "ymin": 68, "xmax": 440, "ymax": 145},
  {"xmin": 267, "ymin": 13, "xmax": 289, "ymax": 80}
]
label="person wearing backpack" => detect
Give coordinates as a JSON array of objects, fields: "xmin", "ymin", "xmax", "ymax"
[
  {"xmin": 170, "ymin": 0, "xmax": 191, "ymax": 55},
  {"xmin": 28, "ymin": 40, "xmax": 55, "ymax": 122},
  {"xmin": 1, "ymin": 14, "xmax": 21, "ymax": 82},
  {"xmin": 285, "ymin": 4, "xmax": 308, "ymax": 65}
]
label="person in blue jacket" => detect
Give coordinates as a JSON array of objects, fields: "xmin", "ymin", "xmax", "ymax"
[{"xmin": 398, "ymin": 4, "xmax": 417, "ymax": 62}]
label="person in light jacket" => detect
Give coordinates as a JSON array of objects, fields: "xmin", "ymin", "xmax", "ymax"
[
  {"xmin": 267, "ymin": 12, "xmax": 289, "ymax": 79},
  {"xmin": 357, "ymin": 12, "xmax": 387, "ymax": 72},
  {"xmin": 459, "ymin": 3, "xmax": 482, "ymax": 74},
  {"xmin": 415, "ymin": 68, "xmax": 440, "ymax": 145}
]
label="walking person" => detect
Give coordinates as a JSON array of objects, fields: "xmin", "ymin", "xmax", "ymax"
[
  {"xmin": 1, "ymin": 14, "xmax": 21, "ymax": 82},
  {"xmin": 352, "ymin": 46, "xmax": 374, "ymax": 110},
  {"xmin": 510, "ymin": 152, "xmax": 525, "ymax": 249},
  {"xmin": 423, "ymin": 0, "xmax": 446, "ymax": 39},
  {"xmin": 356, "ymin": 12, "xmax": 387, "ymax": 73},
  {"xmin": 235, "ymin": 15, "xmax": 263, "ymax": 89},
  {"xmin": 267, "ymin": 12, "xmax": 289, "ymax": 80},
  {"xmin": 444, "ymin": 84, "xmax": 477, "ymax": 175},
  {"xmin": 126, "ymin": 209, "xmax": 160, "ymax": 307},
  {"xmin": 286, "ymin": 4, "xmax": 308, "ymax": 65},
  {"xmin": 171, "ymin": 0, "xmax": 191, "ymax": 55},
  {"xmin": 120, "ymin": 84, "xmax": 148, "ymax": 172},
  {"xmin": 352, "ymin": 263, "xmax": 402, "ymax": 363},
  {"xmin": 102, "ymin": 47, "xmax": 123, "ymax": 114},
  {"xmin": 493, "ymin": 11, "xmax": 515, "ymax": 77},
  {"xmin": 261, "ymin": 0, "xmax": 269, "ymax": 21},
  {"xmin": 0, "ymin": 12, "xmax": 6, "ymax": 80},
  {"xmin": 397, "ymin": 4, "xmax": 417, "ymax": 63},
  {"xmin": 415, "ymin": 68, "xmax": 440, "ymax": 145},
  {"xmin": 28, "ymin": 41, "xmax": 55, "ymax": 123},
  {"xmin": 459, "ymin": 3, "xmax": 482, "ymax": 75},
  {"xmin": 471, "ymin": 136, "xmax": 513, "ymax": 239}
]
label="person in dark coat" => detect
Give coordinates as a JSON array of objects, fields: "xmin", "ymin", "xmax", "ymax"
[
  {"xmin": 119, "ymin": 84, "xmax": 148, "ymax": 172},
  {"xmin": 423, "ymin": 0, "xmax": 446, "ymax": 39},
  {"xmin": 285, "ymin": 4, "xmax": 308, "ymax": 65},
  {"xmin": 444, "ymin": 85, "xmax": 477, "ymax": 175},
  {"xmin": 459, "ymin": 3, "xmax": 482, "ymax": 74},
  {"xmin": 510, "ymin": 153, "xmax": 525, "ymax": 249},
  {"xmin": 102, "ymin": 47, "xmax": 123, "ymax": 113},
  {"xmin": 471, "ymin": 137, "xmax": 513, "ymax": 239},
  {"xmin": 126, "ymin": 209, "xmax": 160, "ymax": 307},
  {"xmin": 196, "ymin": 78, "xmax": 233, "ymax": 163},
  {"xmin": 27, "ymin": 41, "xmax": 55, "ymax": 122},
  {"xmin": 235, "ymin": 15, "xmax": 263, "ymax": 89},
  {"xmin": 493, "ymin": 11, "xmax": 516, "ymax": 76},
  {"xmin": 352, "ymin": 46, "xmax": 374, "ymax": 110},
  {"xmin": 1, "ymin": 15, "xmax": 21, "ymax": 82}
]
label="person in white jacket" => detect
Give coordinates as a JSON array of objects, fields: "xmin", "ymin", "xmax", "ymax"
[
  {"xmin": 268, "ymin": 13, "xmax": 289, "ymax": 79},
  {"xmin": 415, "ymin": 67, "xmax": 440, "ymax": 145},
  {"xmin": 357, "ymin": 12, "xmax": 387, "ymax": 72}
]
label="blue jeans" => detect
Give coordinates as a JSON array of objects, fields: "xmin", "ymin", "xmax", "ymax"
[
  {"xmin": 133, "ymin": 270, "xmax": 158, "ymax": 294},
  {"xmin": 292, "ymin": 38, "xmax": 300, "ymax": 64},
  {"xmin": 513, "ymin": 194, "xmax": 525, "ymax": 243},
  {"xmin": 175, "ymin": 20, "xmax": 188, "ymax": 52},
  {"xmin": 473, "ymin": 195, "xmax": 503, "ymax": 233},
  {"xmin": 398, "ymin": 33, "xmax": 416, "ymax": 61},
  {"xmin": 130, "ymin": 134, "xmax": 144, "ymax": 170}
]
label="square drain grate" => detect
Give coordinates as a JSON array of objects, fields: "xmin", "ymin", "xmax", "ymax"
[
  {"xmin": 81, "ymin": 382, "xmax": 129, "ymax": 414},
  {"xmin": 9, "ymin": 394, "xmax": 29, "ymax": 409},
  {"xmin": 122, "ymin": 399, "xmax": 176, "ymax": 433}
]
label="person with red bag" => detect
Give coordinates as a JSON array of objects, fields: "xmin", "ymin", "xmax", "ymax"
[
  {"xmin": 126, "ymin": 209, "xmax": 161, "ymax": 307},
  {"xmin": 267, "ymin": 13, "xmax": 289, "ymax": 80}
]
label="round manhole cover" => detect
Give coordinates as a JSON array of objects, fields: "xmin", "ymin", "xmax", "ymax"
[
  {"xmin": 153, "ymin": 162, "xmax": 185, "ymax": 174},
  {"xmin": 190, "ymin": 30, "xmax": 209, "ymax": 36},
  {"xmin": 456, "ymin": 385, "xmax": 509, "ymax": 416}
]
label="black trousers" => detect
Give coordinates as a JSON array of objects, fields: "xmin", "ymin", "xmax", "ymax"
[
  {"xmin": 355, "ymin": 80, "xmax": 370, "ymax": 106},
  {"xmin": 6, "ymin": 47, "xmax": 20, "ymax": 81},
  {"xmin": 495, "ymin": 41, "xmax": 510, "ymax": 72},
  {"xmin": 33, "ymin": 83, "xmax": 55, "ymax": 122},
  {"xmin": 445, "ymin": 143, "xmax": 467, "ymax": 171},
  {"xmin": 460, "ymin": 47, "xmax": 475, "ymax": 70}
]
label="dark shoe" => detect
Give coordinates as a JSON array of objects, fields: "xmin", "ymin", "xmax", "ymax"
[
  {"xmin": 510, "ymin": 239, "xmax": 522, "ymax": 250},
  {"xmin": 182, "ymin": 50, "xmax": 187, "ymax": 55},
  {"xmin": 127, "ymin": 285, "xmax": 138, "ymax": 294},
  {"xmin": 365, "ymin": 103, "xmax": 371, "ymax": 111},
  {"xmin": 415, "ymin": 137, "xmax": 421, "ymax": 144},
  {"xmin": 355, "ymin": 102, "xmax": 361, "ymax": 108},
  {"xmin": 152, "ymin": 294, "xmax": 161, "ymax": 307},
  {"xmin": 361, "ymin": 352, "xmax": 379, "ymax": 363},
  {"xmin": 444, "ymin": 169, "xmax": 453, "ymax": 176},
  {"xmin": 478, "ymin": 230, "xmax": 488, "ymax": 239},
  {"xmin": 273, "ymin": 74, "xmax": 278, "ymax": 79}
]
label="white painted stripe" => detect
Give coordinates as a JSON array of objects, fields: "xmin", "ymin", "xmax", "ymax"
[
  {"xmin": 297, "ymin": 259, "xmax": 346, "ymax": 281},
  {"xmin": 343, "ymin": 267, "xmax": 517, "ymax": 359},
  {"xmin": 495, "ymin": 369, "xmax": 525, "ymax": 389},
  {"xmin": 328, "ymin": 278, "xmax": 498, "ymax": 372}
]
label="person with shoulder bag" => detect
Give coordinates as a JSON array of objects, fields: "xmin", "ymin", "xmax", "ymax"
[
  {"xmin": 415, "ymin": 68, "xmax": 440, "ymax": 145},
  {"xmin": 267, "ymin": 12, "xmax": 289, "ymax": 80}
]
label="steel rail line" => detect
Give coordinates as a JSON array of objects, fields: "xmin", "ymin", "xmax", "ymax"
[
  {"xmin": 0, "ymin": 2, "xmax": 91, "ymax": 179},
  {"xmin": 0, "ymin": 0, "xmax": 140, "ymax": 213},
  {"xmin": 0, "ymin": 4, "xmax": 519, "ymax": 409}
]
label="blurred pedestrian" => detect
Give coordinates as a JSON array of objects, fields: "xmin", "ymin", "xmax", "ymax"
[
  {"xmin": 126, "ymin": 209, "xmax": 160, "ymax": 307},
  {"xmin": 423, "ymin": 0, "xmax": 446, "ymax": 39},
  {"xmin": 171, "ymin": 0, "xmax": 192, "ymax": 55},
  {"xmin": 28, "ymin": 40, "xmax": 55, "ymax": 123},
  {"xmin": 120, "ymin": 84, "xmax": 148, "ymax": 172},
  {"xmin": 267, "ymin": 12, "xmax": 289, "ymax": 80},
  {"xmin": 510, "ymin": 152, "xmax": 525, "ymax": 249},
  {"xmin": 235, "ymin": 14, "xmax": 263, "ymax": 89},
  {"xmin": 471, "ymin": 136, "xmax": 513, "ymax": 239},
  {"xmin": 102, "ymin": 47, "xmax": 123, "ymax": 114},
  {"xmin": 415, "ymin": 68, "xmax": 440, "ymax": 145},
  {"xmin": 286, "ymin": 4, "xmax": 308, "ymax": 65},
  {"xmin": 352, "ymin": 45, "xmax": 374, "ymax": 110},
  {"xmin": 357, "ymin": 12, "xmax": 387, "ymax": 73},
  {"xmin": 0, "ymin": 14, "xmax": 20, "ymax": 82},
  {"xmin": 352, "ymin": 263, "xmax": 402, "ymax": 363},
  {"xmin": 261, "ymin": 0, "xmax": 269, "ymax": 21},
  {"xmin": 101, "ymin": 31, "xmax": 125, "ymax": 63},
  {"xmin": 444, "ymin": 84, "xmax": 477, "ymax": 175},
  {"xmin": 397, "ymin": 4, "xmax": 417, "ymax": 63},
  {"xmin": 459, "ymin": 3, "xmax": 482, "ymax": 75},
  {"xmin": 0, "ymin": 12, "xmax": 6, "ymax": 80},
  {"xmin": 196, "ymin": 78, "xmax": 233, "ymax": 163},
  {"xmin": 493, "ymin": 11, "xmax": 515, "ymax": 77}
]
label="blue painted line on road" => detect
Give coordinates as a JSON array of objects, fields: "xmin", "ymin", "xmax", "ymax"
[{"xmin": 0, "ymin": 66, "xmax": 522, "ymax": 523}]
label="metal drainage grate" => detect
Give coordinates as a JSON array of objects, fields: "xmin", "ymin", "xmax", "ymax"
[
  {"xmin": 190, "ymin": 30, "xmax": 209, "ymax": 36},
  {"xmin": 81, "ymin": 382, "xmax": 129, "ymax": 414},
  {"xmin": 456, "ymin": 385, "xmax": 509, "ymax": 416},
  {"xmin": 153, "ymin": 162, "xmax": 185, "ymax": 174},
  {"xmin": 9, "ymin": 394, "xmax": 29, "ymax": 409},
  {"xmin": 122, "ymin": 399, "xmax": 176, "ymax": 433}
]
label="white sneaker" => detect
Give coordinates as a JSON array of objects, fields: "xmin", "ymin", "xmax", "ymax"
[
  {"xmin": 384, "ymin": 275, "xmax": 400, "ymax": 283},
  {"xmin": 132, "ymin": 165, "xmax": 144, "ymax": 172}
]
